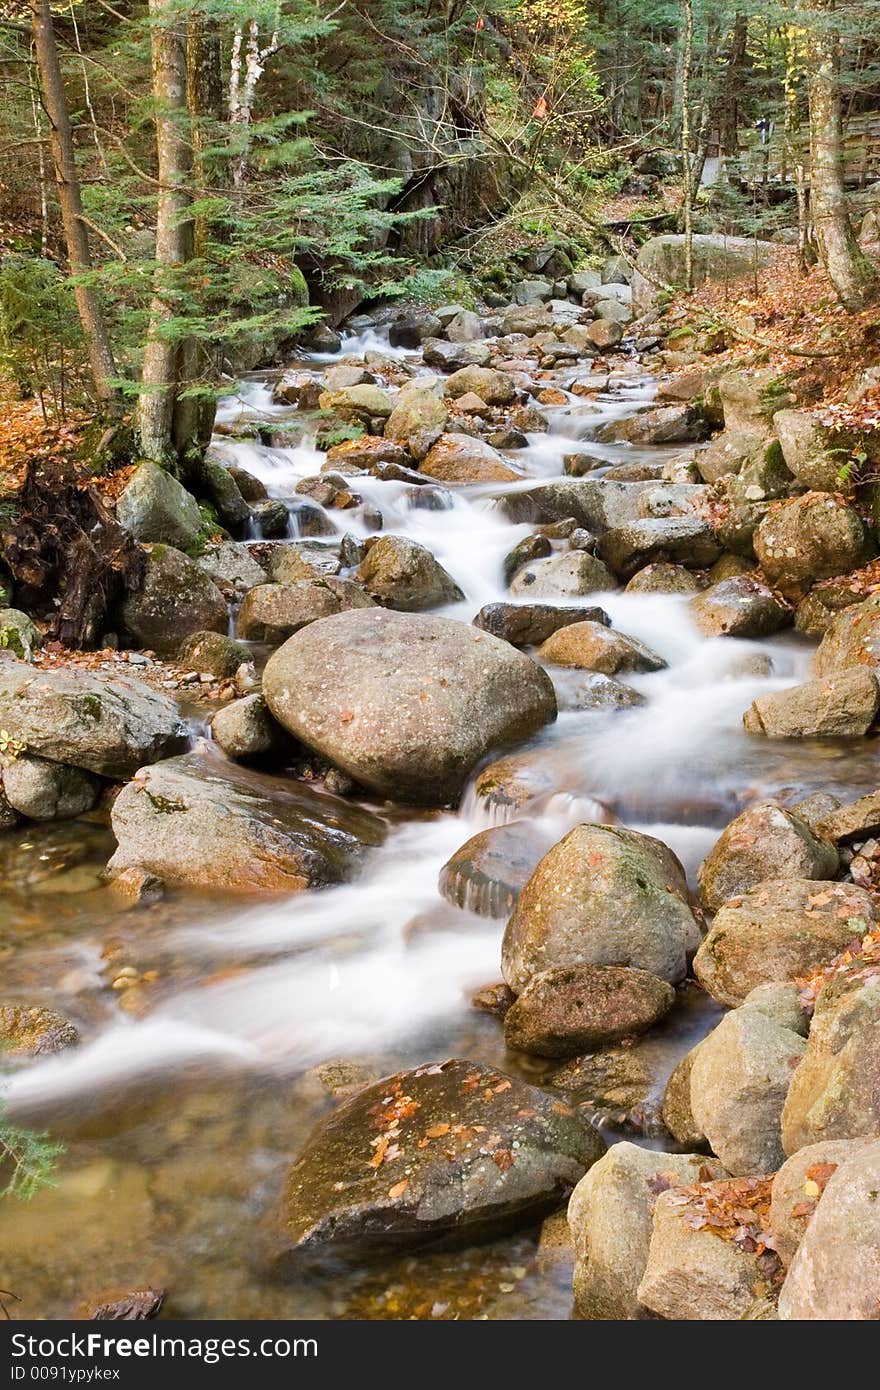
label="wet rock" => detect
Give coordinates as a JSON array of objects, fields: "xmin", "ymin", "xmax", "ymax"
[
  {"xmin": 198, "ymin": 541, "xmax": 268, "ymax": 593},
  {"xmin": 357, "ymin": 536, "xmax": 463, "ymax": 611},
  {"xmin": 473, "ymin": 751, "xmax": 559, "ymax": 816},
  {"xmin": 773, "ymin": 408, "xmax": 847, "ymax": 493},
  {"xmin": 251, "ymin": 498, "xmax": 290, "ymax": 536},
  {"xmin": 237, "ymin": 578, "xmax": 373, "ymax": 643},
  {"xmin": 439, "ymin": 822, "xmax": 554, "ymax": 919},
  {"xmin": 107, "ymin": 865, "xmax": 164, "ymax": 907},
  {"xmin": 269, "ymin": 542, "xmax": 341, "ymax": 584},
  {"xmin": 504, "ymin": 964, "xmax": 674, "ymax": 1057},
  {"xmin": 0, "ymin": 1004, "xmax": 79, "ymax": 1056},
  {"xmin": 501, "ymin": 534, "xmax": 552, "ymax": 582},
  {"xmin": 0, "ymin": 658, "xmax": 187, "ymax": 778},
  {"xmin": 472, "ymin": 601, "xmax": 609, "ymax": 648},
  {"xmin": 421, "ymin": 433, "xmax": 520, "ymax": 484},
  {"xmin": 662, "ymin": 1047, "xmax": 706, "ymax": 1148},
  {"xmin": 754, "ymin": 493, "xmax": 871, "ymax": 592},
  {"xmin": 778, "ymin": 1140, "xmax": 880, "ymax": 1319},
  {"xmin": 690, "ymin": 999, "xmax": 806, "ymax": 1174},
  {"xmin": 698, "ymin": 802, "xmax": 838, "ymax": 913},
  {"xmin": 115, "ymin": 461, "xmax": 201, "ymax": 550},
  {"xmin": 599, "ymin": 518, "xmax": 721, "ymax": 578},
  {"xmin": 743, "ymin": 667, "xmax": 880, "ymax": 739},
  {"xmin": 569, "ymin": 1142, "xmax": 725, "ymax": 1319},
  {"xmin": 502, "ymin": 824, "xmax": 701, "ymax": 991},
  {"xmin": 120, "ymin": 545, "xmax": 228, "ymax": 655},
  {"xmin": 694, "ymin": 879, "xmax": 875, "ymax": 1008},
  {"xmin": 227, "ymin": 465, "xmax": 268, "ymax": 502},
  {"xmin": 600, "ymin": 404, "xmax": 709, "ymax": 446},
  {"xmin": 201, "ymin": 454, "xmax": 250, "ymax": 534},
  {"xmin": 262, "ymin": 608, "xmax": 557, "ymax": 806},
  {"xmin": 384, "ymin": 384, "xmax": 449, "ymax": 442},
  {"xmin": 814, "ymin": 592, "xmax": 880, "ymax": 676},
  {"xmin": 326, "ymin": 436, "xmax": 409, "ymax": 470},
  {"xmin": 388, "ymin": 311, "xmax": 442, "ymax": 347},
  {"xmin": 770, "ymin": 1139, "xmax": 862, "ymax": 1267},
  {"xmin": 444, "ymin": 366, "xmax": 516, "ymax": 406},
  {"xmin": 107, "ymin": 751, "xmax": 384, "ymax": 893},
  {"xmin": 0, "ymin": 608, "xmax": 41, "ymax": 659},
  {"xmin": 1, "ymin": 755, "xmax": 99, "ymax": 822},
  {"xmin": 210, "ymin": 694, "xmax": 287, "ymax": 760},
  {"xmin": 278, "ymin": 1058, "xmax": 604, "ymax": 1255},
  {"xmin": 272, "ymin": 370, "xmax": 318, "ymax": 406},
  {"xmin": 0, "ymin": 785, "xmax": 19, "ymax": 829},
  {"xmin": 524, "ymin": 479, "xmax": 653, "ymax": 531},
  {"xmin": 79, "ymin": 1288, "xmax": 165, "ymax": 1321},
  {"xmin": 318, "ymin": 384, "xmax": 393, "ymax": 421},
  {"xmin": 509, "ymin": 551, "xmax": 614, "ymax": 597},
  {"xmin": 537, "ymin": 620, "xmax": 666, "ymax": 674},
  {"xmin": 625, "ymin": 563, "xmax": 703, "ymax": 594},
  {"xmin": 690, "ymin": 576, "xmax": 790, "ymax": 639},
  {"xmin": 553, "ymin": 670, "xmax": 645, "ymax": 711},
  {"xmin": 422, "ymin": 339, "xmax": 491, "ymax": 371},
  {"xmin": 178, "ymin": 630, "xmax": 251, "ymax": 679},
  {"xmin": 470, "ymin": 982, "xmax": 516, "ymax": 1017}
]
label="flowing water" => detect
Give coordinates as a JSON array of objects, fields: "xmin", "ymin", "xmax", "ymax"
[{"xmin": 3, "ymin": 330, "xmax": 878, "ymax": 1320}]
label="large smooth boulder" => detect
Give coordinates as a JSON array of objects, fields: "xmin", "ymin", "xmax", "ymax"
[
  {"xmin": 421, "ymin": 433, "xmax": 520, "ymax": 484},
  {"xmin": 599, "ymin": 518, "xmax": 721, "ymax": 578},
  {"xmin": 599, "ymin": 404, "xmax": 709, "ymax": 446},
  {"xmin": 262, "ymin": 609, "xmax": 557, "ymax": 806},
  {"xmin": 444, "ymin": 366, "xmax": 516, "ymax": 406},
  {"xmin": 694, "ymin": 879, "xmax": 875, "ymax": 1008},
  {"xmin": 116, "ymin": 461, "xmax": 201, "ymax": 550},
  {"xmin": 1, "ymin": 754, "xmax": 99, "ymax": 822},
  {"xmin": 516, "ymin": 479, "xmax": 652, "ymax": 531},
  {"xmin": 317, "ymin": 383, "xmax": 393, "ymax": 420},
  {"xmin": 631, "ymin": 234, "xmax": 776, "ymax": 313},
  {"xmin": 237, "ymin": 578, "xmax": 373, "ymax": 643},
  {"xmin": 472, "ymin": 602, "xmax": 609, "ymax": 648},
  {"xmin": 537, "ymin": 620, "xmax": 666, "ymax": 674},
  {"xmin": 773, "ymin": 408, "xmax": 847, "ymax": 493},
  {"xmin": 814, "ymin": 592, "xmax": 880, "ymax": 676},
  {"xmin": 107, "ymin": 752, "xmax": 384, "ymax": 893},
  {"xmin": 384, "ymin": 383, "xmax": 448, "ymax": 441},
  {"xmin": 504, "ymin": 964, "xmax": 674, "ymax": 1057},
  {"xmin": 770, "ymin": 1139, "xmax": 863, "ymax": 1268},
  {"xmin": 778, "ymin": 1140, "xmax": 880, "ymax": 1319},
  {"xmin": 569, "ymin": 1145, "xmax": 726, "ymax": 1319},
  {"xmin": 357, "ymin": 536, "xmax": 463, "ymax": 611},
  {"xmin": 120, "ymin": 545, "xmax": 228, "ymax": 655},
  {"xmin": 698, "ymin": 801, "xmax": 838, "ymax": 912},
  {"xmin": 743, "ymin": 668, "xmax": 880, "ymax": 738},
  {"xmin": 509, "ymin": 551, "xmax": 614, "ymax": 597},
  {"xmin": 754, "ymin": 493, "xmax": 871, "ymax": 592},
  {"xmin": 690, "ymin": 576, "xmax": 789, "ymax": 639},
  {"xmin": 0, "ymin": 657, "xmax": 187, "ymax": 778},
  {"xmin": 278, "ymin": 1058, "xmax": 604, "ymax": 1255},
  {"xmin": 502, "ymin": 824, "xmax": 701, "ymax": 991}
]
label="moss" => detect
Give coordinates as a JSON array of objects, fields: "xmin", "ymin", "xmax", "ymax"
[
  {"xmin": 145, "ymin": 791, "xmax": 187, "ymax": 814},
  {"xmin": 289, "ymin": 263, "xmax": 309, "ymax": 308},
  {"xmin": 80, "ymin": 693, "xmax": 103, "ymax": 720},
  {"xmin": 187, "ymin": 503, "xmax": 228, "ymax": 559},
  {"xmin": 0, "ymin": 626, "xmax": 25, "ymax": 658}
]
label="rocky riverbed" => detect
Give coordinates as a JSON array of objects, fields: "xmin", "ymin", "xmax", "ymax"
[{"xmin": 3, "ymin": 252, "xmax": 880, "ymax": 1319}]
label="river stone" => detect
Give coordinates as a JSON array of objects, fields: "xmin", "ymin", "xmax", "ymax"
[
  {"xmin": 517, "ymin": 479, "xmax": 652, "ymax": 530},
  {"xmin": 120, "ymin": 545, "xmax": 228, "ymax": 655},
  {"xmin": 278, "ymin": 1058, "xmax": 604, "ymax": 1255},
  {"xmin": 773, "ymin": 408, "xmax": 847, "ymax": 493},
  {"xmin": 599, "ymin": 518, "xmax": 722, "ymax": 578},
  {"xmin": 198, "ymin": 541, "xmax": 268, "ymax": 593},
  {"xmin": 781, "ymin": 967, "xmax": 880, "ymax": 1154},
  {"xmin": 269, "ymin": 542, "xmax": 341, "ymax": 585},
  {"xmin": 770, "ymin": 1139, "xmax": 864, "ymax": 1268},
  {"xmin": 816, "ymin": 789, "xmax": 880, "ymax": 844},
  {"xmin": 473, "ymin": 751, "xmax": 559, "ymax": 816},
  {"xmin": 438, "ymin": 822, "xmax": 555, "ymax": 919},
  {"xmin": 317, "ymin": 384, "xmax": 393, "ymax": 420},
  {"xmin": 422, "ymin": 339, "xmax": 492, "ymax": 371},
  {"xmin": 697, "ymin": 801, "xmax": 839, "ymax": 913},
  {"xmin": 661, "ymin": 1046, "xmax": 707, "ymax": 1148},
  {"xmin": 599, "ymin": 404, "xmax": 708, "ymax": 446},
  {"xmin": 754, "ymin": 493, "xmax": 871, "ymax": 592},
  {"xmin": 0, "ymin": 1004, "xmax": 79, "ymax": 1056},
  {"xmin": 504, "ymin": 964, "xmax": 675, "ymax": 1057},
  {"xmin": 778, "ymin": 1140, "xmax": 880, "ymax": 1319},
  {"xmin": 357, "ymin": 536, "xmax": 463, "ymax": 611},
  {"xmin": 262, "ymin": 608, "xmax": 557, "ymax": 807},
  {"xmin": 587, "ymin": 319, "xmax": 623, "ymax": 349},
  {"xmin": 0, "ymin": 787, "xmax": 19, "ymax": 830},
  {"xmin": 690, "ymin": 576, "xmax": 790, "ymax": 639},
  {"xmin": 694, "ymin": 879, "xmax": 875, "ymax": 1009},
  {"xmin": 743, "ymin": 668, "xmax": 880, "ymax": 739},
  {"xmin": 537, "ymin": 620, "xmax": 666, "ymax": 674},
  {"xmin": 1, "ymin": 754, "xmax": 99, "ymax": 822},
  {"xmin": 637, "ymin": 1182, "xmax": 770, "ymax": 1320},
  {"xmin": 178, "ymin": 631, "xmax": 250, "ymax": 679},
  {"xmin": 472, "ymin": 602, "xmax": 610, "ymax": 648},
  {"xmin": 107, "ymin": 752, "xmax": 384, "ymax": 893},
  {"xmin": 116, "ymin": 461, "xmax": 201, "ymax": 550},
  {"xmin": 444, "ymin": 366, "xmax": 516, "ymax": 406},
  {"xmin": 568, "ymin": 1142, "xmax": 726, "ymax": 1319},
  {"xmin": 237, "ymin": 578, "xmax": 373, "ymax": 644},
  {"xmin": 509, "ymin": 552, "xmax": 614, "ymax": 597},
  {"xmin": 384, "ymin": 384, "xmax": 449, "ymax": 442},
  {"xmin": 554, "ymin": 671, "xmax": 645, "ymax": 711},
  {"xmin": 625, "ymin": 563, "xmax": 703, "ymax": 594},
  {"xmin": 0, "ymin": 657, "xmax": 188, "ymax": 778},
  {"xmin": 210, "ymin": 694, "xmax": 286, "ymax": 761},
  {"xmin": 0, "ymin": 608, "xmax": 41, "ymax": 659},
  {"xmin": 690, "ymin": 1001, "xmax": 807, "ymax": 1174},
  {"xmin": 421, "ymin": 433, "xmax": 520, "ymax": 484},
  {"xmin": 813, "ymin": 592, "xmax": 880, "ymax": 676},
  {"xmin": 502, "ymin": 535, "xmax": 552, "ymax": 581},
  {"xmin": 502, "ymin": 824, "xmax": 701, "ymax": 991}
]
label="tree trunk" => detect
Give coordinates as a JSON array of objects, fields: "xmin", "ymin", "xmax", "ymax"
[
  {"xmin": 681, "ymin": 0, "xmax": 695, "ymax": 289},
  {"xmin": 30, "ymin": 0, "xmax": 118, "ymax": 407},
  {"xmin": 718, "ymin": 12, "xmax": 748, "ymax": 159},
  {"xmin": 137, "ymin": 1, "xmax": 194, "ymax": 464},
  {"xmin": 806, "ymin": 1, "xmax": 876, "ymax": 309}
]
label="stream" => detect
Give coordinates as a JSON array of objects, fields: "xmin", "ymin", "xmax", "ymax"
[{"xmin": 2, "ymin": 328, "xmax": 878, "ymax": 1321}]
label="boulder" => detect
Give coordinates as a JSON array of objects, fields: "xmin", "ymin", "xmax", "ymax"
[
  {"xmin": 504, "ymin": 964, "xmax": 675, "ymax": 1057},
  {"xmin": 569, "ymin": 1143, "xmax": 725, "ymax": 1319},
  {"xmin": 637, "ymin": 482, "xmax": 710, "ymax": 519},
  {"xmin": 778, "ymin": 1140, "xmax": 880, "ymax": 1319},
  {"xmin": 770, "ymin": 1139, "xmax": 863, "ymax": 1267},
  {"xmin": 814, "ymin": 593, "xmax": 880, "ymax": 676},
  {"xmin": 210, "ymin": 694, "xmax": 285, "ymax": 760},
  {"xmin": 625, "ymin": 563, "xmax": 704, "ymax": 594},
  {"xmin": 422, "ymin": 339, "xmax": 491, "ymax": 371},
  {"xmin": 262, "ymin": 608, "xmax": 557, "ymax": 806},
  {"xmin": 690, "ymin": 576, "xmax": 789, "ymax": 639},
  {"xmin": 444, "ymin": 366, "xmax": 516, "ymax": 406},
  {"xmin": 317, "ymin": 383, "xmax": 393, "ymax": 420},
  {"xmin": 698, "ymin": 801, "xmax": 838, "ymax": 912},
  {"xmin": 502, "ymin": 534, "xmax": 552, "ymax": 581},
  {"xmin": 599, "ymin": 404, "xmax": 709, "ymax": 446},
  {"xmin": 0, "ymin": 608, "xmax": 41, "ymax": 660},
  {"xmin": 472, "ymin": 602, "xmax": 609, "ymax": 648},
  {"xmin": 599, "ymin": 518, "xmax": 722, "ymax": 578},
  {"xmin": 537, "ymin": 620, "xmax": 666, "ymax": 674},
  {"xmin": 326, "ymin": 437, "xmax": 408, "ymax": 471},
  {"xmin": 773, "ymin": 408, "xmax": 848, "ymax": 493},
  {"xmin": 198, "ymin": 541, "xmax": 268, "ymax": 593},
  {"xmin": 501, "ymin": 305, "xmax": 553, "ymax": 336},
  {"xmin": 388, "ymin": 311, "xmax": 442, "ymax": 347},
  {"xmin": 690, "ymin": 1001, "xmax": 807, "ymax": 1173},
  {"xmin": 107, "ymin": 752, "xmax": 384, "ymax": 893},
  {"xmin": 269, "ymin": 543, "xmax": 341, "ymax": 584},
  {"xmin": 445, "ymin": 309, "xmax": 485, "ymax": 342},
  {"xmin": 0, "ymin": 1004, "xmax": 78, "ymax": 1057},
  {"xmin": 816, "ymin": 789, "xmax": 880, "ymax": 844},
  {"xmin": 357, "ymin": 536, "xmax": 464, "ymax": 611},
  {"xmin": 509, "ymin": 552, "xmax": 614, "ymax": 597},
  {"xmin": 513, "ymin": 278, "xmax": 553, "ymax": 305},
  {"xmin": 237, "ymin": 578, "xmax": 373, "ymax": 643},
  {"xmin": 717, "ymin": 367, "xmax": 794, "ymax": 436},
  {"xmin": 120, "ymin": 545, "xmax": 228, "ymax": 655},
  {"xmin": 178, "ymin": 630, "xmax": 250, "ymax": 679},
  {"xmin": 520, "ymin": 479, "xmax": 653, "ymax": 531},
  {"xmin": 115, "ymin": 461, "xmax": 201, "ymax": 551},
  {"xmin": 554, "ymin": 670, "xmax": 645, "ymax": 711},
  {"xmin": 201, "ymin": 455, "xmax": 250, "ymax": 534},
  {"xmin": 421, "ymin": 433, "xmax": 520, "ymax": 484},
  {"xmin": 502, "ymin": 824, "xmax": 701, "ymax": 991},
  {"xmin": 754, "ymin": 493, "xmax": 871, "ymax": 592},
  {"xmin": 438, "ymin": 822, "xmax": 553, "ymax": 919},
  {"xmin": 1, "ymin": 754, "xmax": 99, "ymax": 822},
  {"xmin": 631, "ymin": 234, "xmax": 776, "ymax": 313},
  {"xmin": 694, "ymin": 879, "xmax": 875, "ymax": 1008},
  {"xmin": 250, "ymin": 497, "xmax": 291, "ymax": 536},
  {"xmin": 384, "ymin": 384, "xmax": 449, "ymax": 442},
  {"xmin": 662, "ymin": 1047, "xmax": 706, "ymax": 1148},
  {"xmin": 743, "ymin": 668, "xmax": 880, "ymax": 739},
  {"xmin": 278, "ymin": 1058, "xmax": 605, "ymax": 1254},
  {"xmin": 586, "ymin": 319, "xmax": 623, "ymax": 350},
  {"xmin": 0, "ymin": 657, "xmax": 187, "ymax": 778}
]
